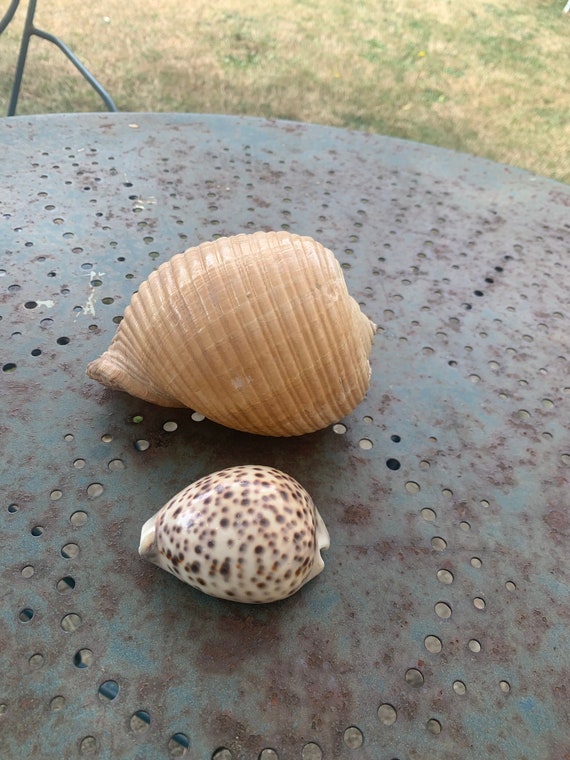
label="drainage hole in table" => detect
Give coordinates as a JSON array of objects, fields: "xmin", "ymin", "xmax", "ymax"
[
  {"xmin": 168, "ymin": 732, "xmax": 190, "ymax": 757},
  {"xmin": 71, "ymin": 510, "xmax": 88, "ymax": 526},
  {"xmin": 301, "ymin": 743, "xmax": 322, "ymax": 760},
  {"xmin": 377, "ymin": 703, "xmax": 397, "ymax": 725},
  {"xmin": 343, "ymin": 726, "xmax": 364, "ymax": 748},
  {"xmin": 74, "ymin": 649, "xmax": 94, "ymax": 668},
  {"xmin": 130, "ymin": 710, "xmax": 151, "ymax": 733},
  {"xmin": 212, "ymin": 749, "xmax": 232, "ymax": 760},
  {"xmin": 29, "ymin": 653, "xmax": 44, "ymax": 670},
  {"xmin": 424, "ymin": 635, "xmax": 442, "ymax": 653},
  {"xmin": 61, "ymin": 613, "xmax": 82, "ymax": 632},
  {"xmin": 49, "ymin": 695, "xmax": 65, "ymax": 711},
  {"xmin": 405, "ymin": 668, "xmax": 424, "ymax": 687},
  {"xmin": 87, "ymin": 483, "xmax": 103, "ymax": 498},
  {"xmin": 61, "ymin": 543, "xmax": 79, "ymax": 559},
  {"xmin": 79, "ymin": 736, "xmax": 97, "ymax": 755},
  {"xmin": 57, "ymin": 575, "xmax": 76, "ymax": 593},
  {"xmin": 259, "ymin": 749, "xmax": 279, "ymax": 760},
  {"xmin": 98, "ymin": 680, "xmax": 119, "ymax": 701},
  {"xmin": 435, "ymin": 602, "xmax": 452, "ymax": 619},
  {"xmin": 431, "ymin": 536, "xmax": 447, "ymax": 552},
  {"xmin": 18, "ymin": 607, "xmax": 34, "ymax": 622},
  {"xmin": 437, "ymin": 569, "xmax": 454, "ymax": 584}
]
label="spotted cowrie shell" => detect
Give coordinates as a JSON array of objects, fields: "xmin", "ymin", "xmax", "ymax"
[{"xmin": 139, "ymin": 465, "xmax": 330, "ymax": 603}]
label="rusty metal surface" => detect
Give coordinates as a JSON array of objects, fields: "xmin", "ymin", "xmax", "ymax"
[{"xmin": 1, "ymin": 113, "xmax": 569, "ymax": 760}]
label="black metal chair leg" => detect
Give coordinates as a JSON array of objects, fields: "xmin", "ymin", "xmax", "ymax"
[
  {"xmin": 0, "ymin": 0, "xmax": 20, "ymax": 34},
  {"xmin": 30, "ymin": 28, "xmax": 118, "ymax": 113},
  {"xmin": 6, "ymin": 0, "xmax": 36, "ymax": 115}
]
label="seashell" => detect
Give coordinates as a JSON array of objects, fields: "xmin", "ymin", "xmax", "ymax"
[
  {"xmin": 138, "ymin": 465, "xmax": 330, "ymax": 603},
  {"xmin": 86, "ymin": 230, "xmax": 375, "ymax": 436}
]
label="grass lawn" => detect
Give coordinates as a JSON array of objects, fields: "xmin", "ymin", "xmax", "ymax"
[{"xmin": 1, "ymin": 0, "xmax": 568, "ymax": 183}]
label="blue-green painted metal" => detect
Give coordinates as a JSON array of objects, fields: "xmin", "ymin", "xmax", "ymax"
[{"xmin": 1, "ymin": 113, "xmax": 569, "ymax": 760}]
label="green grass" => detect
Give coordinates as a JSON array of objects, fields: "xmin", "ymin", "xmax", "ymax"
[{"xmin": 1, "ymin": 0, "xmax": 568, "ymax": 183}]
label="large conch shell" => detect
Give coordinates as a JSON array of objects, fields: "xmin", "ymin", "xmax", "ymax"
[{"xmin": 87, "ymin": 230, "xmax": 376, "ymax": 436}]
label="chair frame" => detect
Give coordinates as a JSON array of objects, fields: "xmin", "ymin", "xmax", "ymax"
[{"xmin": 1, "ymin": 0, "xmax": 117, "ymax": 115}]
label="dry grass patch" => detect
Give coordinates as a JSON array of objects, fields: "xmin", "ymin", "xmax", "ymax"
[{"xmin": 0, "ymin": 0, "xmax": 568, "ymax": 182}]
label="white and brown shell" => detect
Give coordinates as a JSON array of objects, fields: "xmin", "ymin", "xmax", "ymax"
[
  {"xmin": 86, "ymin": 230, "xmax": 375, "ymax": 436},
  {"xmin": 138, "ymin": 465, "xmax": 330, "ymax": 603}
]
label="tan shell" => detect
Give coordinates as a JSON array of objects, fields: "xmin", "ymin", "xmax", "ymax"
[
  {"xmin": 138, "ymin": 465, "xmax": 330, "ymax": 603},
  {"xmin": 87, "ymin": 230, "xmax": 375, "ymax": 436}
]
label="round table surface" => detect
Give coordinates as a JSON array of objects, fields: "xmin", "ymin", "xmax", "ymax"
[{"xmin": 1, "ymin": 113, "xmax": 570, "ymax": 760}]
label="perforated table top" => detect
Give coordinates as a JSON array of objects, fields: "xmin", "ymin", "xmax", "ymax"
[{"xmin": 1, "ymin": 113, "xmax": 569, "ymax": 760}]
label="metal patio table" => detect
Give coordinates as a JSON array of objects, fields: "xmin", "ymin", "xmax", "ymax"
[{"xmin": 1, "ymin": 113, "xmax": 569, "ymax": 760}]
